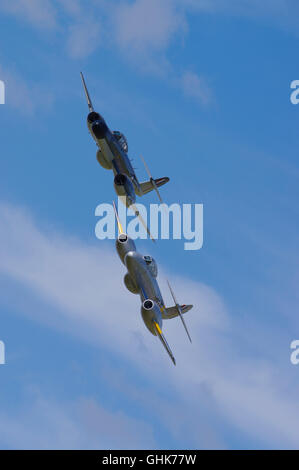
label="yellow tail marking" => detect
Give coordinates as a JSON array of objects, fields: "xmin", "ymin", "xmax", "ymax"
[
  {"xmin": 154, "ymin": 322, "xmax": 162, "ymax": 335},
  {"xmin": 113, "ymin": 201, "xmax": 124, "ymax": 234}
]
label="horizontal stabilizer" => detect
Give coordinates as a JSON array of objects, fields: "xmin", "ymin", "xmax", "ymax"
[
  {"xmin": 163, "ymin": 304, "xmax": 193, "ymax": 320},
  {"xmin": 139, "ymin": 177, "xmax": 169, "ymax": 196}
]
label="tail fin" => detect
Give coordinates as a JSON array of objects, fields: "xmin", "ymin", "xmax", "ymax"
[
  {"xmin": 139, "ymin": 155, "xmax": 169, "ymax": 202},
  {"xmin": 131, "ymin": 202, "xmax": 156, "ymax": 244}
]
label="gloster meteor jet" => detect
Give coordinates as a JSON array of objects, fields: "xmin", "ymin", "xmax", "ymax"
[
  {"xmin": 80, "ymin": 73, "xmax": 170, "ymax": 210},
  {"xmin": 113, "ymin": 202, "xmax": 193, "ymax": 365}
]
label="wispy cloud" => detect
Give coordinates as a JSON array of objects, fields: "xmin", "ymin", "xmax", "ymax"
[
  {"xmin": 0, "ymin": 0, "xmax": 57, "ymax": 31},
  {"xmin": 1, "ymin": 0, "xmax": 298, "ymax": 109},
  {"xmin": 0, "ymin": 201, "xmax": 298, "ymax": 448},
  {"xmin": 112, "ymin": 0, "xmax": 185, "ymax": 54},
  {"xmin": 0, "ymin": 64, "xmax": 54, "ymax": 115},
  {"xmin": 60, "ymin": 0, "xmax": 102, "ymax": 59},
  {"xmin": 66, "ymin": 20, "xmax": 101, "ymax": 59},
  {"xmin": 181, "ymin": 71, "xmax": 212, "ymax": 106},
  {"xmin": 0, "ymin": 393, "xmax": 156, "ymax": 449}
]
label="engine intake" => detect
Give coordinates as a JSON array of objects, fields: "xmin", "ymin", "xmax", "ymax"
[
  {"xmin": 141, "ymin": 299, "xmax": 162, "ymax": 336},
  {"xmin": 116, "ymin": 234, "xmax": 136, "ymax": 264},
  {"xmin": 113, "ymin": 173, "xmax": 136, "ymax": 206},
  {"xmin": 143, "ymin": 299, "xmax": 154, "ymax": 310}
]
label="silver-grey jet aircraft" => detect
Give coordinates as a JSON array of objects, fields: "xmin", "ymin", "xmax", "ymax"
[
  {"xmin": 80, "ymin": 73, "xmax": 170, "ymax": 210},
  {"xmin": 113, "ymin": 202, "xmax": 193, "ymax": 365}
]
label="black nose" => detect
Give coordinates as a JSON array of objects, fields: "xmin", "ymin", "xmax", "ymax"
[
  {"xmin": 91, "ymin": 120, "xmax": 108, "ymax": 139},
  {"xmin": 87, "ymin": 111, "xmax": 101, "ymax": 124}
]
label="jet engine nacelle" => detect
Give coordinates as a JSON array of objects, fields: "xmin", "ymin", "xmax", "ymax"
[
  {"xmin": 116, "ymin": 233, "xmax": 136, "ymax": 264},
  {"xmin": 124, "ymin": 273, "xmax": 139, "ymax": 294},
  {"xmin": 114, "ymin": 173, "xmax": 136, "ymax": 207},
  {"xmin": 141, "ymin": 299, "xmax": 162, "ymax": 336},
  {"xmin": 96, "ymin": 148, "xmax": 112, "ymax": 170}
]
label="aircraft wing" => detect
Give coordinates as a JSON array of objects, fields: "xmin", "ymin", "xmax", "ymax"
[
  {"xmin": 80, "ymin": 72, "xmax": 94, "ymax": 112},
  {"xmin": 130, "ymin": 203, "xmax": 156, "ymax": 243}
]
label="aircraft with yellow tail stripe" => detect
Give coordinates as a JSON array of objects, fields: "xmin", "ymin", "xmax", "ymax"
[{"xmin": 113, "ymin": 202, "xmax": 193, "ymax": 365}]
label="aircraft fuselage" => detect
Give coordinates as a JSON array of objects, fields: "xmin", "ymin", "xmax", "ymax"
[
  {"xmin": 123, "ymin": 249, "xmax": 165, "ymax": 336},
  {"xmin": 87, "ymin": 112, "xmax": 140, "ymax": 205}
]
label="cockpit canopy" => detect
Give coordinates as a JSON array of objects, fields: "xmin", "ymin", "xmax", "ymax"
[
  {"xmin": 113, "ymin": 131, "xmax": 128, "ymax": 153},
  {"xmin": 143, "ymin": 255, "xmax": 158, "ymax": 277}
]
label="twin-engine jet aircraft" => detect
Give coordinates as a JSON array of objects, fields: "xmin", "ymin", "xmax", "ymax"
[
  {"xmin": 113, "ymin": 202, "xmax": 193, "ymax": 365},
  {"xmin": 80, "ymin": 73, "xmax": 169, "ymax": 210}
]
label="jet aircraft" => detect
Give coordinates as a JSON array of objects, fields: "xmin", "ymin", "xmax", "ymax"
[
  {"xmin": 113, "ymin": 202, "xmax": 193, "ymax": 365},
  {"xmin": 80, "ymin": 73, "xmax": 170, "ymax": 211}
]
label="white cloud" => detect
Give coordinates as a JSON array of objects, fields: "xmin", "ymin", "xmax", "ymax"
[
  {"xmin": 181, "ymin": 71, "xmax": 212, "ymax": 106},
  {"xmin": 104, "ymin": 0, "xmax": 186, "ymax": 77},
  {"xmin": 0, "ymin": 201, "xmax": 299, "ymax": 448},
  {"xmin": 1, "ymin": 0, "xmax": 298, "ymax": 108},
  {"xmin": 0, "ymin": 0, "xmax": 57, "ymax": 30},
  {"xmin": 0, "ymin": 65, "xmax": 54, "ymax": 115},
  {"xmin": 59, "ymin": 0, "xmax": 101, "ymax": 59},
  {"xmin": 113, "ymin": 0, "xmax": 185, "ymax": 53},
  {"xmin": 66, "ymin": 19, "xmax": 101, "ymax": 59},
  {"xmin": 0, "ymin": 394, "xmax": 156, "ymax": 449}
]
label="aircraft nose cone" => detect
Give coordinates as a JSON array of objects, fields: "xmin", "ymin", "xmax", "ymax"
[{"xmin": 91, "ymin": 120, "xmax": 108, "ymax": 139}]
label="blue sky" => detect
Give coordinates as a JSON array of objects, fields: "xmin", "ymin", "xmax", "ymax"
[{"xmin": 0, "ymin": 0, "xmax": 299, "ymax": 449}]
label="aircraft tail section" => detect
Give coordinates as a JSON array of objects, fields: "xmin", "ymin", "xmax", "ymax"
[
  {"xmin": 162, "ymin": 304, "xmax": 193, "ymax": 319},
  {"xmin": 165, "ymin": 280, "xmax": 192, "ymax": 342},
  {"xmin": 139, "ymin": 177, "xmax": 169, "ymax": 196}
]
